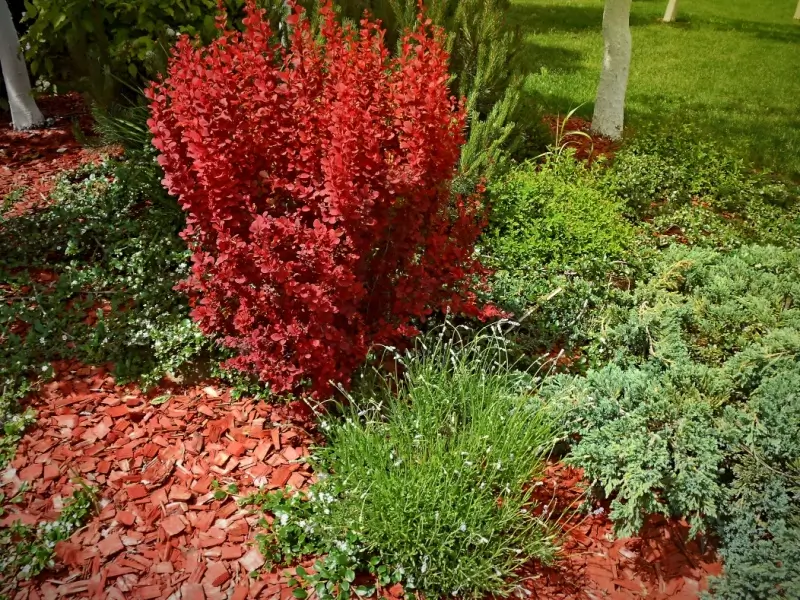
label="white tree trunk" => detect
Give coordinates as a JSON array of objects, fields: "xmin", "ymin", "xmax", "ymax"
[
  {"xmin": 794, "ymin": 0, "xmax": 800, "ymax": 20},
  {"xmin": 0, "ymin": 0, "xmax": 44, "ymax": 130},
  {"xmin": 591, "ymin": 0, "xmax": 632, "ymax": 140},
  {"xmin": 663, "ymin": 0, "xmax": 679, "ymax": 22}
]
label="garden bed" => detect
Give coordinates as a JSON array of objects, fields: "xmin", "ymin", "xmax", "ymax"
[{"xmin": 1, "ymin": 364, "xmax": 719, "ymax": 600}]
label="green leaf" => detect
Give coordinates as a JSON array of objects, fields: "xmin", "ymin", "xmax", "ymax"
[
  {"xmin": 344, "ymin": 569, "xmax": 355, "ymax": 583},
  {"xmin": 292, "ymin": 589, "xmax": 307, "ymax": 599},
  {"xmin": 150, "ymin": 394, "xmax": 170, "ymax": 406},
  {"xmin": 128, "ymin": 63, "xmax": 138, "ymax": 78}
]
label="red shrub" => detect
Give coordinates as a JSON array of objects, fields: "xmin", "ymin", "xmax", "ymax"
[{"xmin": 146, "ymin": 0, "xmax": 496, "ymax": 396}]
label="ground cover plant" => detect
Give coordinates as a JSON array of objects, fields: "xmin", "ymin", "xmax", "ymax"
[
  {"xmin": 510, "ymin": 0, "xmax": 800, "ymax": 177},
  {"xmin": 147, "ymin": 0, "xmax": 499, "ymax": 398},
  {"xmin": 540, "ymin": 244, "xmax": 800, "ymax": 597},
  {"xmin": 604, "ymin": 127, "xmax": 800, "ymax": 249},
  {"xmin": 0, "ymin": 483, "xmax": 97, "ymax": 583},
  {"xmin": 481, "ymin": 150, "xmax": 645, "ymax": 358},
  {"xmin": 243, "ymin": 324, "xmax": 558, "ymax": 599},
  {"xmin": 0, "ymin": 154, "xmax": 205, "ymax": 463}
]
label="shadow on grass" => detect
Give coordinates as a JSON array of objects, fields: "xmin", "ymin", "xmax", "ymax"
[
  {"xmin": 507, "ymin": 2, "xmax": 653, "ymax": 34},
  {"xmin": 697, "ymin": 17, "xmax": 800, "ymax": 44},
  {"xmin": 624, "ymin": 94, "xmax": 800, "ymax": 178}
]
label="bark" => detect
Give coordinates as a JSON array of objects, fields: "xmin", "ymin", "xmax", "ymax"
[
  {"xmin": 0, "ymin": 0, "xmax": 44, "ymax": 130},
  {"xmin": 663, "ymin": 0, "xmax": 679, "ymax": 22},
  {"xmin": 591, "ymin": 0, "xmax": 632, "ymax": 140}
]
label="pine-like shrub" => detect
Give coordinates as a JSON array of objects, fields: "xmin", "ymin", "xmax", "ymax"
[
  {"xmin": 147, "ymin": 1, "xmax": 495, "ymax": 397},
  {"xmin": 540, "ymin": 244, "xmax": 800, "ymax": 594}
]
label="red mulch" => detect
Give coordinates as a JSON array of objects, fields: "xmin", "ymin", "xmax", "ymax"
[
  {"xmin": 1, "ymin": 360, "xmax": 317, "ymax": 600},
  {"xmin": 543, "ymin": 116, "xmax": 618, "ymax": 164},
  {"xmin": 0, "ymin": 94, "xmax": 112, "ymax": 216},
  {"xmin": 523, "ymin": 463, "xmax": 720, "ymax": 599}
]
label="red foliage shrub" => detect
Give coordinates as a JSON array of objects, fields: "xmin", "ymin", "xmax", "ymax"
[{"xmin": 146, "ymin": 0, "xmax": 497, "ymax": 396}]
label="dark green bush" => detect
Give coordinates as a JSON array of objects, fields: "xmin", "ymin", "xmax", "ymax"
[{"xmin": 21, "ymin": 0, "xmax": 290, "ymax": 104}]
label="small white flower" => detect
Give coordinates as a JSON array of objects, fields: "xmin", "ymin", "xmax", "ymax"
[
  {"xmin": 41, "ymin": 364, "xmax": 49, "ymax": 372},
  {"xmin": 459, "ymin": 522, "xmax": 466, "ymax": 532}
]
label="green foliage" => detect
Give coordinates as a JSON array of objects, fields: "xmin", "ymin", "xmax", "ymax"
[
  {"xmin": 0, "ymin": 410, "xmax": 36, "ymax": 470},
  {"xmin": 21, "ymin": 0, "xmax": 291, "ymax": 104},
  {"xmin": 243, "ymin": 325, "xmax": 557, "ymax": 599},
  {"xmin": 708, "ymin": 371, "xmax": 800, "ymax": 599},
  {"xmin": 540, "ymin": 244, "xmax": 800, "ymax": 594},
  {"xmin": 542, "ymin": 362, "xmax": 728, "ymax": 537},
  {"xmin": 487, "ymin": 156, "xmax": 632, "ymax": 270},
  {"xmin": 594, "ymin": 244, "xmax": 800, "ymax": 369},
  {"xmin": 605, "ymin": 128, "xmax": 788, "ymax": 213},
  {"xmin": 603, "ymin": 127, "xmax": 800, "ymax": 249},
  {"xmin": 481, "ymin": 154, "xmax": 640, "ymax": 353},
  {"xmin": 0, "ymin": 156, "xmax": 208, "ymax": 435},
  {"xmin": 0, "ymin": 483, "xmax": 97, "ymax": 584}
]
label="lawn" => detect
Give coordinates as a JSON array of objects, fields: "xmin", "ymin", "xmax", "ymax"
[{"xmin": 511, "ymin": 0, "xmax": 800, "ymax": 178}]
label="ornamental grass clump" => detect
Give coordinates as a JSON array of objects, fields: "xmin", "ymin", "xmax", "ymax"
[
  {"xmin": 248, "ymin": 324, "xmax": 558, "ymax": 599},
  {"xmin": 146, "ymin": 0, "xmax": 496, "ymax": 398}
]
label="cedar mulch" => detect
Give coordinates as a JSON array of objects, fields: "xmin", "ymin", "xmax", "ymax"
[
  {"xmin": 543, "ymin": 115, "xmax": 618, "ymax": 165},
  {"xmin": 1, "ymin": 93, "xmax": 111, "ymax": 217},
  {"xmin": 523, "ymin": 463, "xmax": 721, "ymax": 600},
  {"xmin": 1, "ymin": 360, "xmax": 316, "ymax": 600}
]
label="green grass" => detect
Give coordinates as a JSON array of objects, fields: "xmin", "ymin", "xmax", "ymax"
[
  {"xmin": 511, "ymin": 0, "xmax": 800, "ymax": 178},
  {"xmin": 247, "ymin": 324, "xmax": 558, "ymax": 599}
]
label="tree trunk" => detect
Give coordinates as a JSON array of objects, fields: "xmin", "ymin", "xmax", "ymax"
[
  {"xmin": 794, "ymin": 0, "xmax": 800, "ymax": 20},
  {"xmin": 591, "ymin": 0, "xmax": 632, "ymax": 140},
  {"xmin": 663, "ymin": 0, "xmax": 679, "ymax": 22},
  {"xmin": 0, "ymin": 0, "xmax": 44, "ymax": 130}
]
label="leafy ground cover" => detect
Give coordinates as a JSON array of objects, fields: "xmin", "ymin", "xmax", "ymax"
[{"xmin": 511, "ymin": 0, "xmax": 800, "ymax": 178}]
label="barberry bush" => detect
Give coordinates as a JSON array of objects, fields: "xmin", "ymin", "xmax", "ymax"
[{"xmin": 147, "ymin": 0, "xmax": 495, "ymax": 397}]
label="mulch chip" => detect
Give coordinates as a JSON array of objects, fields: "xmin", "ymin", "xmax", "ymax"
[
  {"xmin": 1, "ymin": 93, "xmax": 120, "ymax": 216},
  {"xmin": 522, "ymin": 462, "xmax": 721, "ymax": 599},
  {"xmin": 1, "ymin": 359, "xmax": 316, "ymax": 599}
]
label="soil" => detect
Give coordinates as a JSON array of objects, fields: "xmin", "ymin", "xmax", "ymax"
[
  {"xmin": 0, "ymin": 103, "xmax": 721, "ymax": 599},
  {"xmin": 543, "ymin": 116, "xmax": 618, "ymax": 165}
]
